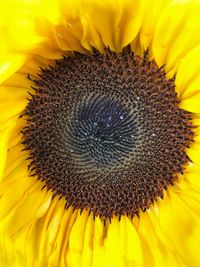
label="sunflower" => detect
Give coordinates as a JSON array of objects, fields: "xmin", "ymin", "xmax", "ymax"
[{"xmin": 0, "ymin": 0, "xmax": 200, "ymax": 266}]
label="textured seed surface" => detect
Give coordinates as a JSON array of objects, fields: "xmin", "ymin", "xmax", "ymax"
[{"xmin": 22, "ymin": 47, "xmax": 193, "ymax": 220}]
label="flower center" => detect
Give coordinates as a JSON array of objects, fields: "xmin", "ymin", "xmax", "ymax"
[
  {"xmin": 66, "ymin": 96, "xmax": 138, "ymax": 168},
  {"xmin": 22, "ymin": 47, "xmax": 193, "ymax": 220}
]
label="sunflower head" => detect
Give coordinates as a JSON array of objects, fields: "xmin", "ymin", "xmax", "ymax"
[{"xmin": 0, "ymin": 0, "xmax": 200, "ymax": 266}]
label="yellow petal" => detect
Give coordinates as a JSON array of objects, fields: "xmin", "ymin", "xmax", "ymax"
[
  {"xmin": 81, "ymin": 214, "xmax": 94, "ymax": 267},
  {"xmin": 38, "ymin": 0, "xmax": 62, "ymax": 26},
  {"xmin": 184, "ymin": 165, "xmax": 200, "ymax": 192},
  {"xmin": 0, "ymin": 119, "xmax": 24, "ymax": 181},
  {"xmin": 139, "ymin": 211, "xmax": 185, "ymax": 267},
  {"xmin": 140, "ymin": 0, "xmax": 170, "ymax": 50},
  {"xmin": 176, "ymin": 45, "xmax": 200, "ymax": 99},
  {"xmin": 92, "ymin": 217, "xmax": 106, "ymax": 267},
  {"xmin": 2, "ymin": 139, "xmax": 28, "ymax": 180},
  {"xmin": 63, "ymin": 208, "xmax": 79, "ymax": 266},
  {"xmin": 104, "ymin": 217, "xmax": 124, "ymax": 267},
  {"xmin": 1, "ymin": 182, "xmax": 52, "ymax": 235},
  {"xmin": 81, "ymin": 0, "xmax": 143, "ymax": 51},
  {"xmin": 67, "ymin": 210, "xmax": 89, "ymax": 267},
  {"xmin": 0, "ymin": 99, "xmax": 27, "ymax": 124},
  {"xmin": 104, "ymin": 216, "xmax": 143, "ymax": 267},
  {"xmin": 0, "ymin": 235, "xmax": 24, "ymax": 267},
  {"xmin": 153, "ymin": 190, "xmax": 200, "ymax": 267},
  {"xmin": 179, "ymin": 92, "xmax": 200, "ymax": 113},
  {"xmin": 0, "ymin": 86, "xmax": 28, "ymax": 102},
  {"xmin": 0, "ymin": 130, "xmax": 9, "ymax": 181},
  {"xmin": 0, "ymin": 177, "xmax": 34, "ymax": 218},
  {"xmin": 153, "ymin": 0, "xmax": 200, "ymax": 72},
  {"xmin": 186, "ymin": 140, "xmax": 200, "ymax": 164},
  {"xmin": 0, "ymin": 54, "xmax": 27, "ymax": 84},
  {"xmin": 0, "ymin": 1, "xmax": 45, "ymax": 51},
  {"xmin": 117, "ymin": 0, "xmax": 144, "ymax": 49},
  {"xmin": 48, "ymin": 204, "xmax": 73, "ymax": 266},
  {"xmin": 38, "ymin": 199, "xmax": 65, "ymax": 264},
  {"xmin": 9, "ymin": 225, "xmax": 36, "ymax": 267}
]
